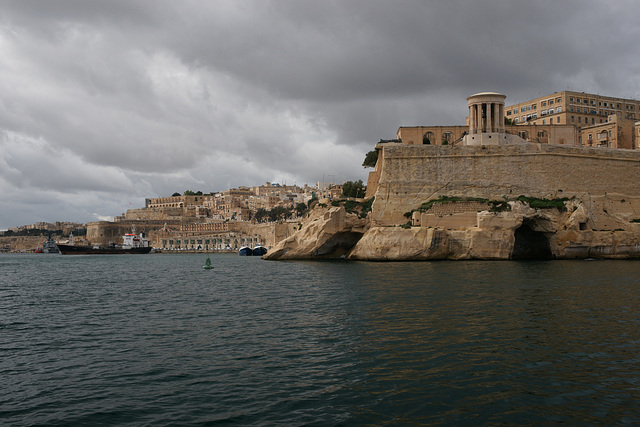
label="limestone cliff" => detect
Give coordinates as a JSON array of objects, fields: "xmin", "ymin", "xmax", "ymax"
[
  {"xmin": 263, "ymin": 206, "xmax": 367, "ymax": 260},
  {"xmin": 264, "ymin": 197, "xmax": 640, "ymax": 261},
  {"xmin": 264, "ymin": 142, "xmax": 640, "ymax": 261}
]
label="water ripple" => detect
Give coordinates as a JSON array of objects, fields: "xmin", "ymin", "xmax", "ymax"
[{"xmin": 1, "ymin": 255, "xmax": 640, "ymax": 425}]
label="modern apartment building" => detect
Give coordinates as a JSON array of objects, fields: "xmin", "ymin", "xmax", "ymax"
[{"xmin": 505, "ymin": 90, "xmax": 640, "ymax": 127}]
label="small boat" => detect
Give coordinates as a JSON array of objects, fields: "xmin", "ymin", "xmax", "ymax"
[
  {"xmin": 238, "ymin": 246, "xmax": 252, "ymax": 256},
  {"xmin": 252, "ymin": 245, "xmax": 268, "ymax": 256},
  {"xmin": 42, "ymin": 235, "xmax": 59, "ymax": 253},
  {"xmin": 203, "ymin": 256, "xmax": 214, "ymax": 269}
]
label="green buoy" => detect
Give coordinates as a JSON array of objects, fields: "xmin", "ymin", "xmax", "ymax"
[{"xmin": 203, "ymin": 256, "xmax": 214, "ymax": 269}]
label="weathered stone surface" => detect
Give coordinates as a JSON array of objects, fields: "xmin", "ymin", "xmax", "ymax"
[
  {"xmin": 263, "ymin": 206, "xmax": 367, "ymax": 260},
  {"xmin": 266, "ymin": 144, "xmax": 640, "ymax": 261},
  {"xmin": 348, "ymin": 227, "xmax": 450, "ymax": 260}
]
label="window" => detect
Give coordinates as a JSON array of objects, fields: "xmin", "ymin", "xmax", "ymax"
[
  {"xmin": 577, "ymin": 107, "xmax": 581, "ymax": 112},
  {"xmin": 571, "ymin": 116, "xmax": 575, "ymax": 122},
  {"xmin": 570, "ymin": 107, "xmax": 574, "ymax": 112},
  {"xmin": 548, "ymin": 108, "xmax": 555, "ymax": 114},
  {"xmin": 514, "ymin": 118, "xmax": 519, "ymax": 123},
  {"xmin": 578, "ymin": 117, "xmax": 582, "ymax": 123},
  {"xmin": 557, "ymin": 107, "xmax": 562, "ymax": 113},
  {"xmin": 514, "ymin": 108, "xmax": 518, "ymax": 114},
  {"xmin": 577, "ymin": 99, "xmax": 581, "ymax": 103},
  {"xmin": 589, "ymin": 134, "xmax": 592, "ymax": 140},
  {"xmin": 542, "ymin": 101, "xmax": 547, "ymax": 107},
  {"xmin": 549, "ymin": 99, "xmax": 554, "ymax": 105},
  {"xmin": 507, "ymin": 110, "xmax": 512, "ymax": 116},
  {"xmin": 557, "ymin": 98, "xmax": 561, "ymax": 102},
  {"xmin": 542, "ymin": 119, "xmax": 546, "ymax": 124},
  {"xmin": 570, "ymin": 97, "xmax": 574, "ymax": 102},
  {"xmin": 541, "ymin": 110, "xmax": 547, "ymax": 116},
  {"xmin": 532, "ymin": 104, "xmax": 537, "ymax": 110},
  {"xmin": 550, "ymin": 118, "xmax": 553, "ymax": 124}
]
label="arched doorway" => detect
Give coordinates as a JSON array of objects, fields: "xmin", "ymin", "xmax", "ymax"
[
  {"xmin": 423, "ymin": 132, "xmax": 434, "ymax": 145},
  {"xmin": 512, "ymin": 218, "xmax": 553, "ymax": 260}
]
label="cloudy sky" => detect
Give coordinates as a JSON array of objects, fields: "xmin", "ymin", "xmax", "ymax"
[{"xmin": 1, "ymin": 1, "xmax": 639, "ymax": 229}]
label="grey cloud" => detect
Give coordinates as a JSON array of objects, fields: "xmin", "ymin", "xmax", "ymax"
[{"xmin": 0, "ymin": 0, "xmax": 639, "ymax": 228}]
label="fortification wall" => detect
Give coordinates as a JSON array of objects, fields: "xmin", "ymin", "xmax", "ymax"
[
  {"xmin": 124, "ymin": 207, "xmax": 184, "ymax": 220},
  {"xmin": 232, "ymin": 221, "xmax": 299, "ymax": 248},
  {"xmin": 371, "ymin": 143, "xmax": 640, "ymax": 225}
]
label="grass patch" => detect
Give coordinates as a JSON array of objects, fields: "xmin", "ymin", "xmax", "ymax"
[
  {"xmin": 328, "ymin": 197, "xmax": 375, "ymax": 218},
  {"xmin": 517, "ymin": 196, "xmax": 568, "ymax": 211}
]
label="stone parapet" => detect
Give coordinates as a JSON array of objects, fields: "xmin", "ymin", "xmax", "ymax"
[{"xmin": 370, "ymin": 143, "xmax": 640, "ymax": 226}]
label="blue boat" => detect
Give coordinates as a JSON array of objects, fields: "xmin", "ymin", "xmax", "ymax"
[
  {"xmin": 252, "ymin": 245, "xmax": 268, "ymax": 256},
  {"xmin": 238, "ymin": 246, "xmax": 252, "ymax": 256}
]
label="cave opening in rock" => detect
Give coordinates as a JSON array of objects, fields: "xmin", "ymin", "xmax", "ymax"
[
  {"xmin": 314, "ymin": 231, "xmax": 363, "ymax": 258},
  {"xmin": 511, "ymin": 219, "xmax": 553, "ymax": 260}
]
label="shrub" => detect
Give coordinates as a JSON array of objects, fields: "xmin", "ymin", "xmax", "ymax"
[{"xmin": 517, "ymin": 196, "xmax": 568, "ymax": 211}]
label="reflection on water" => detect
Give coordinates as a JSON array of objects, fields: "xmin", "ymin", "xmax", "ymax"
[{"xmin": 1, "ymin": 255, "xmax": 639, "ymax": 425}]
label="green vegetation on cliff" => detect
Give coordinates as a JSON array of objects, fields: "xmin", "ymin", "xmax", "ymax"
[
  {"xmin": 341, "ymin": 180, "xmax": 366, "ymax": 198},
  {"xmin": 516, "ymin": 196, "xmax": 569, "ymax": 211},
  {"xmin": 403, "ymin": 195, "xmax": 570, "ymax": 218},
  {"xmin": 362, "ymin": 150, "xmax": 379, "ymax": 168},
  {"xmin": 331, "ymin": 197, "xmax": 374, "ymax": 218}
]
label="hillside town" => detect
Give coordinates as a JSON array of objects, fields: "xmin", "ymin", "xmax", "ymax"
[
  {"xmin": 4, "ymin": 89, "xmax": 640, "ymax": 255},
  {"xmin": 1, "ymin": 181, "xmax": 362, "ymax": 253}
]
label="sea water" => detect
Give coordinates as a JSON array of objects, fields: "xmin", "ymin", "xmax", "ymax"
[{"xmin": 1, "ymin": 253, "xmax": 640, "ymax": 425}]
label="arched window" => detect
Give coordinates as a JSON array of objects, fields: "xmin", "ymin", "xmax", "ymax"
[
  {"xmin": 537, "ymin": 130, "xmax": 549, "ymax": 143},
  {"xmin": 423, "ymin": 132, "xmax": 434, "ymax": 145},
  {"xmin": 442, "ymin": 132, "xmax": 452, "ymax": 145}
]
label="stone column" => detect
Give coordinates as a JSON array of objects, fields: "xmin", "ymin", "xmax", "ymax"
[
  {"xmin": 469, "ymin": 105, "xmax": 475, "ymax": 134},
  {"xmin": 486, "ymin": 103, "xmax": 493, "ymax": 133}
]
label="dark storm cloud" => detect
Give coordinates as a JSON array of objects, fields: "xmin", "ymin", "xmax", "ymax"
[{"xmin": 0, "ymin": 0, "xmax": 639, "ymax": 228}]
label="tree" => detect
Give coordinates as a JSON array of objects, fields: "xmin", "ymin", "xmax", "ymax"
[
  {"xmin": 295, "ymin": 202, "xmax": 307, "ymax": 217},
  {"xmin": 362, "ymin": 149, "xmax": 379, "ymax": 168},
  {"xmin": 342, "ymin": 180, "xmax": 365, "ymax": 198},
  {"xmin": 172, "ymin": 192, "xmax": 181, "ymax": 197},
  {"xmin": 269, "ymin": 206, "xmax": 291, "ymax": 222},
  {"xmin": 254, "ymin": 208, "xmax": 268, "ymax": 223}
]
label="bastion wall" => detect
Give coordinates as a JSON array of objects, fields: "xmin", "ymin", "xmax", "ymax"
[{"xmin": 371, "ymin": 143, "xmax": 640, "ymax": 226}]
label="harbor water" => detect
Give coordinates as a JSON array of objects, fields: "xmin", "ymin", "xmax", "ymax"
[{"xmin": 1, "ymin": 253, "xmax": 640, "ymax": 425}]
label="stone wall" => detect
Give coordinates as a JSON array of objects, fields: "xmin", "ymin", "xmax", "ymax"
[{"xmin": 371, "ymin": 143, "xmax": 640, "ymax": 226}]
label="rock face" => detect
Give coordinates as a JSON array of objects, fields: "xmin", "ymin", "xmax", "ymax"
[
  {"xmin": 264, "ymin": 197, "xmax": 640, "ymax": 261},
  {"xmin": 265, "ymin": 143, "xmax": 640, "ymax": 261},
  {"xmin": 263, "ymin": 206, "xmax": 368, "ymax": 260}
]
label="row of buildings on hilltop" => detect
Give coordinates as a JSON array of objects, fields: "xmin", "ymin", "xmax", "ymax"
[
  {"xmin": 395, "ymin": 90, "xmax": 640, "ymax": 150},
  {"xmin": 88, "ymin": 181, "xmax": 346, "ymax": 252},
  {"xmin": 141, "ymin": 182, "xmax": 343, "ymax": 222}
]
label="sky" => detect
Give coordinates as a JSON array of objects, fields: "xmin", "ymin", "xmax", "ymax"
[{"xmin": 1, "ymin": 0, "xmax": 639, "ymax": 229}]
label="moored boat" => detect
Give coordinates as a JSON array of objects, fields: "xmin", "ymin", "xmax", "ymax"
[
  {"xmin": 58, "ymin": 228, "xmax": 151, "ymax": 255},
  {"xmin": 238, "ymin": 246, "xmax": 252, "ymax": 256},
  {"xmin": 252, "ymin": 245, "xmax": 268, "ymax": 256},
  {"xmin": 42, "ymin": 235, "xmax": 59, "ymax": 253}
]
